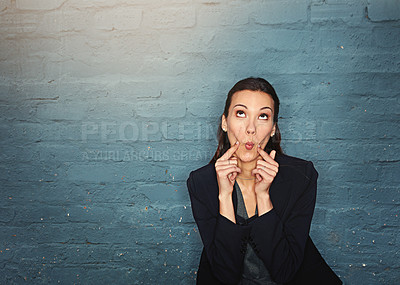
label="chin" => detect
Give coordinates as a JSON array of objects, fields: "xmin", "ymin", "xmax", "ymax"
[{"xmin": 237, "ymin": 150, "xmax": 258, "ymax": 162}]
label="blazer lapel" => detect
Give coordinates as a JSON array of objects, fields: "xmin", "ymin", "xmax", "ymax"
[
  {"xmin": 200, "ymin": 164, "xmax": 220, "ymax": 215},
  {"xmin": 269, "ymin": 155, "xmax": 294, "ymax": 217}
]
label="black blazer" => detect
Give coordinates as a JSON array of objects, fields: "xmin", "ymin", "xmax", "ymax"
[{"xmin": 187, "ymin": 153, "xmax": 342, "ymax": 285}]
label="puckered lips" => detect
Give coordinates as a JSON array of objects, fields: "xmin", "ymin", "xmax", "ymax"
[{"xmin": 244, "ymin": 141, "xmax": 254, "ymax": 150}]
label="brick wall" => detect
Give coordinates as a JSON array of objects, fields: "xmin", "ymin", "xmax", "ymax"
[{"xmin": 1, "ymin": 0, "xmax": 399, "ymax": 284}]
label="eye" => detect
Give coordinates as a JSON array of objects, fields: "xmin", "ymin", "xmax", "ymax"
[
  {"xmin": 236, "ymin": 110, "xmax": 245, "ymax": 118},
  {"xmin": 259, "ymin": 113, "xmax": 269, "ymax": 120}
]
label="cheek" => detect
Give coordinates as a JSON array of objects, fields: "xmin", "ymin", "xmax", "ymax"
[
  {"xmin": 257, "ymin": 125, "xmax": 273, "ymax": 141},
  {"xmin": 229, "ymin": 124, "xmax": 245, "ymax": 139}
]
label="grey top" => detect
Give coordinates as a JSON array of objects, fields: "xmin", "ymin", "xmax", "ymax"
[{"xmin": 234, "ymin": 180, "xmax": 279, "ymax": 285}]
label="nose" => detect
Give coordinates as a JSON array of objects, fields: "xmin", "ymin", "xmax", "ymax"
[{"xmin": 246, "ymin": 119, "xmax": 256, "ymax": 135}]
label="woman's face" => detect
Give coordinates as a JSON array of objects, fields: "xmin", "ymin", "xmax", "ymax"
[{"xmin": 221, "ymin": 90, "xmax": 276, "ymax": 162}]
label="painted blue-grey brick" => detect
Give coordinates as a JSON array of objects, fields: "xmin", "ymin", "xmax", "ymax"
[
  {"xmin": 1, "ymin": 0, "xmax": 399, "ymax": 284},
  {"xmin": 311, "ymin": 2, "xmax": 365, "ymax": 23},
  {"xmin": 143, "ymin": 7, "xmax": 196, "ymax": 29},
  {"xmin": 368, "ymin": 0, "xmax": 400, "ymax": 21},
  {"xmin": 251, "ymin": 1, "xmax": 308, "ymax": 24},
  {"xmin": 198, "ymin": 5, "xmax": 250, "ymax": 27}
]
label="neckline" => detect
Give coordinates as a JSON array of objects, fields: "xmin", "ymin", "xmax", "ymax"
[{"xmin": 234, "ymin": 180, "xmax": 258, "ymax": 219}]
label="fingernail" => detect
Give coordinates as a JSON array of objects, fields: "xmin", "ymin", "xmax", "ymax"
[
  {"xmin": 258, "ymin": 144, "xmax": 261, "ymax": 148},
  {"xmin": 235, "ymin": 141, "xmax": 239, "ymax": 145}
]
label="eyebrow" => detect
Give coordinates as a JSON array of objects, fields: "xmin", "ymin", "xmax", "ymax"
[{"xmin": 233, "ymin": 104, "xmax": 273, "ymax": 112}]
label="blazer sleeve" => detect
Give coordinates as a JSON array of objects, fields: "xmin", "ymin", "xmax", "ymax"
[
  {"xmin": 187, "ymin": 170, "xmax": 250, "ymax": 284},
  {"xmin": 248, "ymin": 161, "xmax": 318, "ymax": 284}
]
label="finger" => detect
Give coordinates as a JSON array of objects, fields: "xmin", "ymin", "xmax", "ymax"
[
  {"xmin": 228, "ymin": 159, "xmax": 237, "ymax": 166},
  {"xmin": 270, "ymin": 150, "xmax": 276, "ymax": 160},
  {"xmin": 256, "ymin": 160, "xmax": 279, "ymax": 173},
  {"xmin": 220, "ymin": 141, "xmax": 239, "ymax": 160},
  {"xmin": 255, "ymin": 173, "xmax": 262, "ymax": 182},
  {"xmin": 257, "ymin": 157, "xmax": 279, "ymax": 170},
  {"xmin": 253, "ymin": 167, "xmax": 277, "ymax": 181},
  {"xmin": 257, "ymin": 146, "xmax": 279, "ymax": 167},
  {"xmin": 216, "ymin": 164, "xmax": 241, "ymax": 173},
  {"xmin": 229, "ymin": 157, "xmax": 238, "ymax": 164},
  {"xmin": 225, "ymin": 169, "xmax": 240, "ymax": 182},
  {"xmin": 257, "ymin": 165, "xmax": 278, "ymax": 177},
  {"xmin": 216, "ymin": 167, "xmax": 242, "ymax": 179},
  {"xmin": 222, "ymin": 141, "xmax": 239, "ymax": 160},
  {"xmin": 216, "ymin": 155, "xmax": 237, "ymax": 164},
  {"xmin": 216, "ymin": 158, "xmax": 238, "ymax": 167},
  {"xmin": 252, "ymin": 168, "xmax": 275, "ymax": 183},
  {"xmin": 257, "ymin": 146, "xmax": 277, "ymax": 163}
]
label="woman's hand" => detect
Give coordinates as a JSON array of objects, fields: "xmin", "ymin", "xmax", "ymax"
[
  {"xmin": 251, "ymin": 146, "xmax": 279, "ymax": 215},
  {"xmin": 215, "ymin": 141, "xmax": 241, "ymax": 223},
  {"xmin": 215, "ymin": 141, "xmax": 241, "ymax": 198}
]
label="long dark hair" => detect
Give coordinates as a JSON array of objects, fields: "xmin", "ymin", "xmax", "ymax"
[{"xmin": 209, "ymin": 77, "xmax": 283, "ymax": 164}]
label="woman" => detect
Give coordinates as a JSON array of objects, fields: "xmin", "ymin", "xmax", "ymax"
[{"xmin": 186, "ymin": 78, "xmax": 342, "ymax": 285}]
